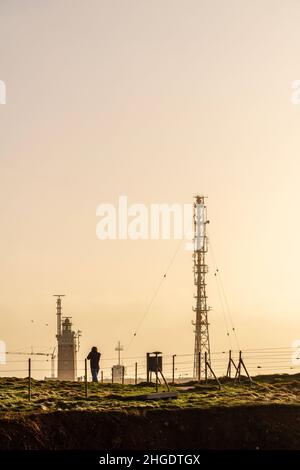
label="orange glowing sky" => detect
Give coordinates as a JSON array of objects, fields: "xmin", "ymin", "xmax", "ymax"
[{"xmin": 1, "ymin": 1, "xmax": 300, "ymax": 377}]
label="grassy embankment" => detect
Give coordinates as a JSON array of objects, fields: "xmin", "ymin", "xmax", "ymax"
[{"xmin": 0, "ymin": 373, "xmax": 299, "ymax": 414}]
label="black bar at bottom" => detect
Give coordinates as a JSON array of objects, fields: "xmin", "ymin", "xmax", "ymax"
[{"xmin": 0, "ymin": 450, "xmax": 298, "ymax": 467}]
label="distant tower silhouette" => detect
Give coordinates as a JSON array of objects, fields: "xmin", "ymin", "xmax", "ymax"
[
  {"xmin": 112, "ymin": 340, "xmax": 125, "ymax": 383},
  {"xmin": 54, "ymin": 295, "xmax": 78, "ymax": 381},
  {"xmin": 192, "ymin": 196, "xmax": 211, "ymax": 379},
  {"xmin": 115, "ymin": 340, "xmax": 124, "ymax": 365}
]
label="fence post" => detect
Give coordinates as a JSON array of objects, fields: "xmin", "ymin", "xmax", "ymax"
[
  {"xmin": 122, "ymin": 366, "xmax": 124, "ymax": 385},
  {"xmin": 172, "ymin": 355, "xmax": 176, "ymax": 384},
  {"xmin": 146, "ymin": 353, "xmax": 150, "ymax": 383},
  {"xmin": 84, "ymin": 358, "xmax": 88, "ymax": 398},
  {"xmin": 227, "ymin": 350, "xmax": 232, "ymax": 378},
  {"xmin": 155, "ymin": 352, "xmax": 159, "ymax": 393},
  {"xmin": 28, "ymin": 358, "xmax": 31, "ymax": 401},
  {"xmin": 204, "ymin": 352, "xmax": 208, "ymax": 383},
  {"xmin": 238, "ymin": 350, "xmax": 242, "ymax": 382},
  {"xmin": 101, "ymin": 371, "xmax": 104, "ymax": 383},
  {"xmin": 206, "ymin": 361, "xmax": 221, "ymax": 389},
  {"xmin": 111, "ymin": 368, "xmax": 114, "ymax": 384},
  {"xmin": 240, "ymin": 351, "xmax": 252, "ymax": 385},
  {"xmin": 135, "ymin": 362, "xmax": 138, "ymax": 385},
  {"xmin": 198, "ymin": 352, "xmax": 201, "ymax": 382}
]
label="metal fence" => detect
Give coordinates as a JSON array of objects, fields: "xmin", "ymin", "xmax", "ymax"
[{"xmin": 0, "ymin": 347, "xmax": 299, "ymax": 384}]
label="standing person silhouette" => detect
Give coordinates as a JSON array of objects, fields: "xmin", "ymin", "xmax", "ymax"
[{"xmin": 87, "ymin": 346, "xmax": 101, "ymax": 382}]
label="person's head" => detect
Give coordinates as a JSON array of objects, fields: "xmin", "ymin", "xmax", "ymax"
[{"xmin": 91, "ymin": 346, "xmax": 98, "ymax": 352}]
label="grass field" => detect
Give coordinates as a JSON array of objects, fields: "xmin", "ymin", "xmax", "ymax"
[
  {"xmin": 0, "ymin": 373, "xmax": 300, "ymax": 414},
  {"xmin": 0, "ymin": 374, "xmax": 300, "ymax": 449}
]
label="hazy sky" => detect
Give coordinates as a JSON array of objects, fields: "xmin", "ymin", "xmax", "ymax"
[{"xmin": 1, "ymin": 1, "xmax": 300, "ymax": 377}]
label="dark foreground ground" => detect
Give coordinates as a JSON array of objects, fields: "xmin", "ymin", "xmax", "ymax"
[
  {"xmin": 0, "ymin": 374, "xmax": 300, "ymax": 449},
  {"xmin": 1, "ymin": 405, "xmax": 300, "ymax": 450}
]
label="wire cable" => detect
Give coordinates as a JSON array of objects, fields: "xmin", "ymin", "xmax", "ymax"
[
  {"xmin": 125, "ymin": 237, "xmax": 185, "ymax": 351},
  {"xmin": 209, "ymin": 236, "xmax": 240, "ymax": 350}
]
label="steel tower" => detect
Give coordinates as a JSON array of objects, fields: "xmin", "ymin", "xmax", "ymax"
[{"xmin": 192, "ymin": 195, "xmax": 211, "ymax": 379}]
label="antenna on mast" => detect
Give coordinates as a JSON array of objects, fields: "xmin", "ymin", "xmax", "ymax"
[
  {"xmin": 115, "ymin": 341, "xmax": 124, "ymax": 366},
  {"xmin": 53, "ymin": 294, "xmax": 65, "ymax": 338}
]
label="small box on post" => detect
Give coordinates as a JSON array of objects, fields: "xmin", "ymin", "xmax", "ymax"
[
  {"xmin": 146, "ymin": 351, "xmax": 163, "ymax": 382},
  {"xmin": 146, "ymin": 351, "xmax": 170, "ymax": 392}
]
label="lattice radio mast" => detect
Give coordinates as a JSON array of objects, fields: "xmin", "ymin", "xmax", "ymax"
[{"xmin": 192, "ymin": 195, "xmax": 211, "ymax": 379}]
